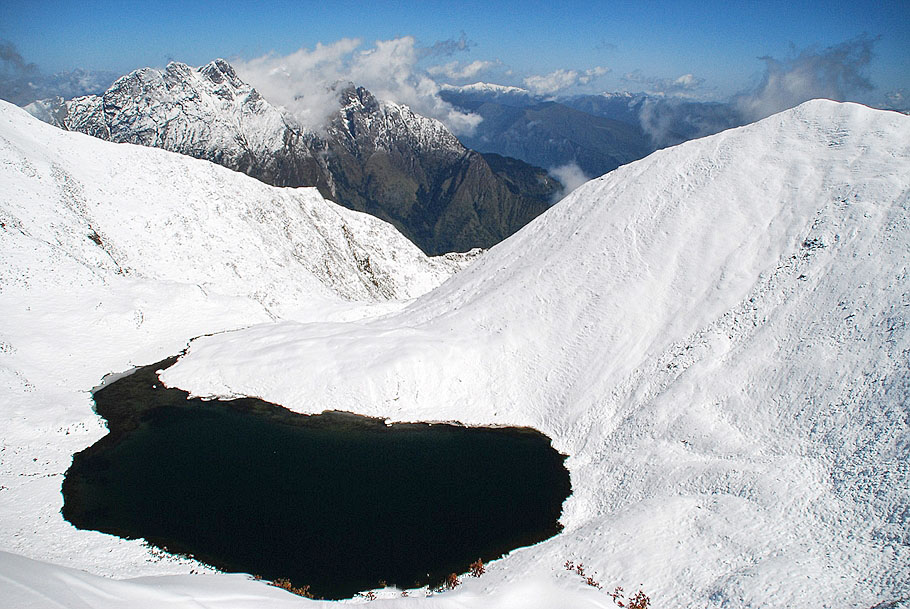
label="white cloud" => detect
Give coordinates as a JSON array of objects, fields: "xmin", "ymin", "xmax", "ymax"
[
  {"xmin": 733, "ymin": 36, "xmax": 877, "ymax": 122},
  {"xmin": 674, "ymin": 73, "xmax": 699, "ymax": 88},
  {"xmin": 233, "ymin": 37, "xmax": 482, "ymax": 135},
  {"xmin": 622, "ymin": 70, "xmax": 706, "ymax": 97},
  {"xmin": 549, "ymin": 162, "xmax": 592, "ymax": 202},
  {"xmin": 427, "ymin": 59, "xmax": 499, "ymax": 81},
  {"xmin": 523, "ymin": 66, "xmax": 610, "ymax": 96},
  {"xmin": 584, "ymin": 66, "xmax": 610, "ymax": 80}
]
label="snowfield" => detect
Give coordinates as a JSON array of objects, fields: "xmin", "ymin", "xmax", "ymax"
[{"xmin": 2, "ymin": 99, "xmax": 909, "ymax": 608}]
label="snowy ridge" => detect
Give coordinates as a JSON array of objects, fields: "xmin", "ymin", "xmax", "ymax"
[
  {"xmin": 329, "ymin": 86, "xmax": 465, "ymax": 159},
  {"xmin": 37, "ymin": 60, "xmax": 291, "ymax": 164},
  {"xmin": 441, "ymin": 82, "xmax": 533, "ymax": 96},
  {"xmin": 161, "ymin": 101, "xmax": 910, "ymax": 607},
  {"xmin": 26, "ymin": 60, "xmax": 468, "ymax": 170},
  {"xmin": 0, "ymin": 100, "xmax": 465, "ymax": 311}
]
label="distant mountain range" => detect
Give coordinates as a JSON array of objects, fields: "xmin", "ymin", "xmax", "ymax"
[
  {"xmin": 0, "ymin": 67, "xmax": 118, "ymax": 107},
  {"xmin": 440, "ymin": 84, "xmax": 751, "ymax": 179},
  {"xmin": 26, "ymin": 61, "xmax": 560, "ymax": 255},
  {"xmin": 440, "ymin": 87, "xmax": 653, "ymax": 179}
]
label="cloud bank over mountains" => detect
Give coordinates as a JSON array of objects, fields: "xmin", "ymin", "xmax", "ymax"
[
  {"xmin": 633, "ymin": 36, "xmax": 886, "ymax": 147},
  {"xmin": 231, "ymin": 34, "xmax": 891, "ymax": 143},
  {"xmin": 524, "ymin": 66, "xmax": 610, "ymax": 95},
  {"xmin": 5, "ymin": 33, "xmax": 898, "ymax": 149},
  {"xmin": 232, "ymin": 36, "xmax": 612, "ymax": 134},
  {"xmin": 233, "ymin": 37, "xmax": 483, "ymax": 135}
]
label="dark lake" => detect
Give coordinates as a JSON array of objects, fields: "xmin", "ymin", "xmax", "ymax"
[{"xmin": 63, "ymin": 357, "xmax": 571, "ymax": 599}]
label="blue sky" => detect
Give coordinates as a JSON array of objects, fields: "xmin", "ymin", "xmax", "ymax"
[{"xmin": 1, "ymin": 0, "xmax": 908, "ymax": 106}]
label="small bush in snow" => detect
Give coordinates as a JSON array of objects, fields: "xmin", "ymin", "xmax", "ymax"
[
  {"xmin": 564, "ymin": 561, "xmax": 650, "ymax": 608},
  {"xmin": 470, "ymin": 558, "xmax": 486, "ymax": 577},
  {"xmin": 268, "ymin": 577, "xmax": 314, "ymax": 598}
]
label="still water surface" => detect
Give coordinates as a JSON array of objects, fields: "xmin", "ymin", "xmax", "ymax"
[{"xmin": 63, "ymin": 357, "xmax": 571, "ymax": 599}]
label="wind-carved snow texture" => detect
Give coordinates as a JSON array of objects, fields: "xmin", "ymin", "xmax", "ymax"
[{"xmin": 1, "ymin": 100, "xmax": 909, "ymax": 608}]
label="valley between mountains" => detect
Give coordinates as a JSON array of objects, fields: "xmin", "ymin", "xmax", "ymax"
[{"xmin": 0, "ymin": 88, "xmax": 908, "ymax": 608}]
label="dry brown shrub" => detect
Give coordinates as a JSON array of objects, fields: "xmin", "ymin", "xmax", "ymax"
[
  {"xmin": 445, "ymin": 572, "xmax": 461, "ymax": 589},
  {"xmin": 268, "ymin": 578, "xmax": 314, "ymax": 598}
]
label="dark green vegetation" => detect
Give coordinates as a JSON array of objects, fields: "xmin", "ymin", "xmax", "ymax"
[{"xmin": 63, "ymin": 358, "xmax": 572, "ymax": 599}]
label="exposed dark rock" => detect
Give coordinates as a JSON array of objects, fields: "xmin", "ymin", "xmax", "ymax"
[{"xmin": 28, "ymin": 61, "xmax": 560, "ymax": 255}]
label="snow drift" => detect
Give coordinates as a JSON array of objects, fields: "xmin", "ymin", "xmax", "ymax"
[{"xmin": 1, "ymin": 99, "xmax": 908, "ymax": 608}]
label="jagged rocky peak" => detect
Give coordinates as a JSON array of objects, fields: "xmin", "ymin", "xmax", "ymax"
[
  {"xmin": 25, "ymin": 58, "xmax": 560, "ymax": 256},
  {"xmin": 329, "ymin": 84, "xmax": 464, "ymax": 157},
  {"xmin": 338, "ymin": 84, "xmax": 381, "ymax": 115},
  {"xmin": 110, "ymin": 60, "xmax": 261, "ymax": 109},
  {"xmin": 199, "ymin": 58, "xmax": 245, "ymax": 88},
  {"xmin": 27, "ymin": 59, "xmax": 279, "ymax": 134}
]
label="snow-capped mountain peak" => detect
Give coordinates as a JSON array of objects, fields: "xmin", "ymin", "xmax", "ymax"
[
  {"xmin": 443, "ymin": 81, "xmax": 532, "ymax": 96},
  {"xmin": 27, "ymin": 59, "xmax": 559, "ymax": 255},
  {"xmin": 331, "ymin": 85, "xmax": 465, "ymax": 157}
]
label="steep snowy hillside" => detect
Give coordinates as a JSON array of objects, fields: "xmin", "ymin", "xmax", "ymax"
[
  {"xmin": 27, "ymin": 61, "xmax": 560, "ymax": 255},
  {"xmin": 0, "ymin": 99, "xmax": 473, "ymax": 586},
  {"xmin": 160, "ymin": 101, "xmax": 910, "ymax": 607},
  {"xmin": 1, "ymin": 99, "xmax": 466, "ymax": 312}
]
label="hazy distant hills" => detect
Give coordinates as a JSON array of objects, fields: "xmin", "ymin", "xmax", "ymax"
[
  {"xmin": 441, "ymin": 86, "xmax": 652, "ymax": 178},
  {"xmin": 0, "ymin": 67, "xmax": 118, "ymax": 107},
  {"xmin": 564, "ymin": 93, "xmax": 742, "ymax": 147},
  {"xmin": 441, "ymin": 92, "xmax": 653, "ymax": 178},
  {"xmin": 27, "ymin": 61, "xmax": 560, "ymax": 255},
  {"xmin": 441, "ymin": 84, "xmax": 752, "ymax": 178}
]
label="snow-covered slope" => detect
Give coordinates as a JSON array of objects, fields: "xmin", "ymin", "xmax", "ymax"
[
  {"xmin": 1, "ymin": 99, "xmax": 466, "ymax": 312},
  {"xmin": 0, "ymin": 99, "xmax": 472, "ymax": 585},
  {"xmin": 160, "ymin": 100, "xmax": 910, "ymax": 607},
  {"xmin": 440, "ymin": 82, "xmax": 534, "ymax": 101},
  {"xmin": 2, "ymin": 100, "xmax": 907, "ymax": 608}
]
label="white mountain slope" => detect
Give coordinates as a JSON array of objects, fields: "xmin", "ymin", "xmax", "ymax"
[
  {"xmin": 159, "ymin": 100, "xmax": 910, "ymax": 607},
  {"xmin": 0, "ymin": 99, "xmax": 471, "ymax": 588},
  {"xmin": 0, "ymin": 99, "xmax": 468, "ymax": 314},
  {"xmin": 1, "ymin": 100, "xmax": 907, "ymax": 608}
]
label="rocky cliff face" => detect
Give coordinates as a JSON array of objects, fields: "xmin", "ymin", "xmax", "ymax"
[{"xmin": 29, "ymin": 60, "xmax": 559, "ymax": 255}]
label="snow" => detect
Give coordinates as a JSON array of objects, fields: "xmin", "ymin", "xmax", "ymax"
[
  {"xmin": 2, "ymin": 99, "xmax": 909, "ymax": 608},
  {"xmin": 441, "ymin": 82, "xmax": 533, "ymax": 96},
  {"xmin": 0, "ymin": 98, "xmax": 470, "ymax": 594},
  {"xmin": 26, "ymin": 60, "xmax": 471, "ymax": 188}
]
